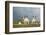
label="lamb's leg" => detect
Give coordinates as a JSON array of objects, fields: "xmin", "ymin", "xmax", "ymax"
[{"xmin": 28, "ymin": 22, "xmax": 29, "ymax": 24}]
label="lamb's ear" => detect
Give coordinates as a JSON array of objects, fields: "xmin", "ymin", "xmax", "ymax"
[
  {"xmin": 26, "ymin": 16, "xmax": 28, "ymax": 17},
  {"xmin": 33, "ymin": 16, "xmax": 34, "ymax": 17}
]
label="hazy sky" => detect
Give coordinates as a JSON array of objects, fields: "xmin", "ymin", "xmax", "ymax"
[{"xmin": 13, "ymin": 7, "xmax": 40, "ymax": 20}]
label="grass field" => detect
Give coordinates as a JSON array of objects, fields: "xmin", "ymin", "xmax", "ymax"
[
  {"xmin": 13, "ymin": 19, "xmax": 40, "ymax": 28},
  {"xmin": 13, "ymin": 23, "xmax": 40, "ymax": 28}
]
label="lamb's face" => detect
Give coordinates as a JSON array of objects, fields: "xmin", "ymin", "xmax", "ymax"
[
  {"xmin": 32, "ymin": 18, "xmax": 36, "ymax": 22},
  {"xmin": 24, "ymin": 18, "xmax": 29, "ymax": 22}
]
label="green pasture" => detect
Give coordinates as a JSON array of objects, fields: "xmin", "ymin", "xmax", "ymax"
[{"xmin": 13, "ymin": 20, "xmax": 40, "ymax": 28}]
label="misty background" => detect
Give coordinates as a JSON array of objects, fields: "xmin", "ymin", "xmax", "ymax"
[{"xmin": 13, "ymin": 7, "xmax": 40, "ymax": 20}]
